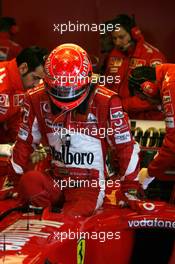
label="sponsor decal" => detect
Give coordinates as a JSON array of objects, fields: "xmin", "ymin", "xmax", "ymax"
[
  {"xmin": 150, "ymin": 59, "xmax": 162, "ymax": 67},
  {"xmin": 18, "ymin": 127, "xmax": 29, "ymax": 140},
  {"xmin": 142, "ymin": 202, "xmax": 155, "ymax": 211},
  {"xmin": 164, "ymin": 72, "xmax": 170, "ymax": 83},
  {"xmin": 114, "ymin": 131, "xmax": 131, "ymax": 144},
  {"xmin": 109, "ymin": 57, "xmax": 123, "ymax": 67},
  {"xmin": 164, "ymin": 103, "xmax": 174, "ymax": 116},
  {"xmin": 87, "ymin": 113, "xmax": 97, "ymax": 122},
  {"xmin": 112, "ymin": 120, "xmax": 128, "ymax": 132},
  {"xmin": 0, "ymin": 219, "xmax": 63, "ymax": 251},
  {"xmin": 0, "ymin": 94, "xmax": 9, "ymax": 107},
  {"xmin": 109, "ymin": 67, "xmax": 119, "ymax": 74},
  {"xmin": 162, "ymin": 90, "xmax": 171, "ymax": 104},
  {"xmin": 163, "ymin": 95, "xmax": 171, "ymax": 104},
  {"xmin": 0, "ymin": 67, "xmax": 6, "ymax": 83},
  {"xmin": 22, "ymin": 103, "xmax": 30, "ymax": 123},
  {"xmin": 110, "ymin": 107, "xmax": 124, "ymax": 120},
  {"xmin": 165, "ymin": 117, "xmax": 175, "ymax": 128},
  {"xmin": 110, "ymin": 108, "xmax": 128, "ymax": 132},
  {"xmin": 130, "ymin": 120, "xmax": 165, "ymax": 147},
  {"xmin": 0, "ymin": 106, "xmax": 8, "ymax": 114},
  {"xmin": 129, "ymin": 58, "xmax": 146, "ymax": 69},
  {"xmin": 77, "ymin": 239, "xmax": 85, "ymax": 264},
  {"xmin": 108, "ymin": 57, "xmax": 123, "ymax": 73},
  {"xmin": 114, "ymin": 119, "xmax": 123, "ymax": 127},
  {"xmin": 128, "ymin": 218, "xmax": 175, "ymax": 229},
  {"xmin": 110, "ymin": 109, "xmax": 124, "ymax": 120},
  {"xmin": 50, "ymin": 145, "xmax": 94, "ymax": 165},
  {"xmin": 40, "ymin": 101, "xmax": 51, "ymax": 114},
  {"xmin": 13, "ymin": 94, "xmax": 25, "ymax": 106}
]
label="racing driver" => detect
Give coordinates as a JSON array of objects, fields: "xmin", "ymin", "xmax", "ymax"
[{"xmin": 9, "ymin": 44, "xmax": 140, "ymax": 217}]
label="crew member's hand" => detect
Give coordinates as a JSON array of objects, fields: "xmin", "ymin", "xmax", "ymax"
[{"xmin": 138, "ymin": 168, "xmax": 155, "ymax": 190}]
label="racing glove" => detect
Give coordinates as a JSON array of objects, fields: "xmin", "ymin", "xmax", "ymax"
[
  {"xmin": 0, "ymin": 144, "xmax": 13, "ymax": 157},
  {"xmin": 138, "ymin": 168, "xmax": 155, "ymax": 190},
  {"xmin": 30, "ymin": 145, "xmax": 47, "ymax": 164}
]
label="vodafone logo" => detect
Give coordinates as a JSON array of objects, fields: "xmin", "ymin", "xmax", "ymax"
[{"xmin": 142, "ymin": 202, "xmax": 155, "ymax": 211}]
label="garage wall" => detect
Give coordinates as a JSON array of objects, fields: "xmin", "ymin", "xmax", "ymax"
[{"xmin": 2, "ymin": 0, "xmax": 175, "ymax": 61}]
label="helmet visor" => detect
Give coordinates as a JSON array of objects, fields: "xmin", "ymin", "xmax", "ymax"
[{"xmin": 46, "ymin": 83, "xmax": 87, "ymax": 100}]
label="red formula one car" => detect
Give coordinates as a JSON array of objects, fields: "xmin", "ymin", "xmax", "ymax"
[
  {"xmin": 0, "ymin": 194, "xmax": 174, "ymax": 264},
  {"xmin": 0, "ymin": 120, "xmax": 174, "ymax": 264}
]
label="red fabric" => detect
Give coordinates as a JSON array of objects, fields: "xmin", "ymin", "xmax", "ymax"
[
  {"xmin": 0, "ymin": 32, "xmax": 22, "ymax": 61},
  {"xmin": 0, "ymin": 59, "xmax": 24, "ymax": 143},
  {"xmin": 18, "ymin": 170, "xmax": 100, "ymax": 216},
  {"xmin": 0, "ymin": 156, "xmax": 9, "ymax": 176},
  {"xmin": 148, "ymin": 64, "xmax": 175, "ymax": 179},
  {"xmin": 18, "ymin": 170, "xmax": 62, "ymax": 208},
  {"xmin": 104, "ymin": 33, "xmax": 166, "ymax": 120},
  {"xmin": 63, "ymin": 188, "xmax": 100, "ymax": 217}
]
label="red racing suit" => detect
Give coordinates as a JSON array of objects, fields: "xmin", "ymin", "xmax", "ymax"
[
  {"xmin": 10, "ymin": 84, "xmax": 140, "ymax": 216},
  {"xmin": 0, "ymin": 58, "xmax": 24, "ymax": 143},
  {"xmin": 148, "ymin": 64, "xmax": 175, "ymax": 179},
  {"xmin": 0, "ymin": 32, "xmax": 22, "ymax": 61},
  {"xmin": 104, "ymin": 32, "xmax": 166, "ymax": 120}
]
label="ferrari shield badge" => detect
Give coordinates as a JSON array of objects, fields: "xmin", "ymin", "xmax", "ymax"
[{"xmin": 77, "ymin": 238, "xmax": 85, "ymax": 264}]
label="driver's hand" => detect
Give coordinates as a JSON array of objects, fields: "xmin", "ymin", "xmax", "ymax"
[{"xmin": 30, "ymin": 146, "xmax": 47, "ymax": 164}]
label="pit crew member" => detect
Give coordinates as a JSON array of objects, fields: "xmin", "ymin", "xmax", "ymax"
[
  {"xmin": 102, "ymin": 14, "xmax": 166, "ymax": 120},
  {"xmin": 129, "ymin": 64, "xmax": 175, "ymax": 189},
  {"xmin": 0, "ymin": 46, "xmax": 48, "ymax": 143}
]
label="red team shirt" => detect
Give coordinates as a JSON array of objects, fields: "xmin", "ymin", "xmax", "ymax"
[
  {"xmin": 104, "ymin": 32, "xmax": 166, "ymax": 120},
  {"xmin": 148, "ymin": 64, "xmax": 175, "ymax": 178},
  {"xmin": 0, "ymin": 58, "xmax": 24, "ymax": 143}
]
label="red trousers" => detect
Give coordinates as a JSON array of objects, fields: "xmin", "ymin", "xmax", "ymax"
[{"xmin": 18, "ymin": 170, "xmax": 101, "ymax": 217}]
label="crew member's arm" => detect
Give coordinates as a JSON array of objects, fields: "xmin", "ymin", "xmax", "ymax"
[
  {"xmin": 107, "ymin": 95, "xmax": 140, "ymax": 181},
  {"xmin": 148, "ymin": 82, "xmax": 175, "ymax": 178},
  {"xmin": 9, "ymin": 92, "xmax": 42, "ymax": 181}
]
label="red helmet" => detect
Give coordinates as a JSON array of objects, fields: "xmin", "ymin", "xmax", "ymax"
[
  {"xmin": 44, "ymin": 43, "xmax": 92, "ymax": 110},
  {"xmin": 140, "ymin": 81, "xmax": 159, "ymax": 97}
]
